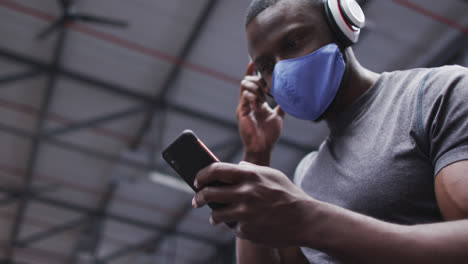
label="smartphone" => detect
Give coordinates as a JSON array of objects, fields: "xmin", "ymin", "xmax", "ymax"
[{"xmin": 162, "ymin": 130, "xmax": 236, "ymax": 228}]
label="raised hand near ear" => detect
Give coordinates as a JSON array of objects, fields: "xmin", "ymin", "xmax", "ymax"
[{"xmin": 236, "ymin": 61, "xmax": 285, "ymax": 163}]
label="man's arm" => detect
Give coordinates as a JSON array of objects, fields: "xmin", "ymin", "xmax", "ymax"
[
  {"xmin": 236, "ymin": 153, "xmax": 309, "ymax": 264},
  {"xmin": 237, "ymin": 239, "xmax": 308, "ymax": 264},
  {"xmin": 236, "ymin": 152, "xmax": 280, "ymax": 264},
  {"xmin": 195, "ymin": 159, "xmax": 468, "ymax": 263},
  {"xmin": 299, "ymin": 160, "xmax": 468, "ymax": 263},
  {"xmin": 231, "ymin": 61, "xmax": 309, "ymax": 264},
  {"xmin": 435, "ymin": 160, "xmax": 468, "ymax": 220}
]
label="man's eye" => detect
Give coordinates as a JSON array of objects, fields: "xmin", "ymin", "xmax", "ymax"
[
  {"xmin": 284, "ymin": 34, "xmax": 305, "ymax": 52},
  {"xmin": 287, "ymin": 40, "xmax": 298, "ymax": 49}
]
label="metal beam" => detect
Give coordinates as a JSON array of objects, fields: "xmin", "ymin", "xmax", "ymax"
[
  {"xmin": 0, "ymin": 195, "xmax": 18, "ymax": 207},
  {"xmin": 0, "ymin": 48, "xmax": 155, "ymax": 104},
  {"xmin": 16, "ymin": 216, "xmax": 89, "ymax": 248},
  {"xmin": 5, "ymin": 24, "xmax": 68, "ymax": 263},
  {"xmin": 147, "ymin": 109, "xmax": 167, "ymax": 168},
  {"xmin": 132, "ymin": 0, "xmax": 219, "ymax": 149},
  {"xmin": 148, "ymin": 203, "xmax": 193, "ymax": 254},
  {"xmin": 70, "ymin": 181, "xmax": 118, "ymax": 263},
  {"xmin": 0, "ymin": 47, "xmax": 316, "ymax": 153},
  {"xmin": 97, "ymin": 203, "xmax": 193, "ymax": 263},
  {"xmin": 0, "ymin": 187, "xmax": 220, "ymax": 246},
  {"xmin": 96, "ymin": 0, "xmax": 224, "ymax": 248},
  {"xmin": 42, "ymin": 105, "xmax": 148, "ymax": 138},
  {"xmin": 89, "ymin": 182, "xmax": 118, "ymax": 254},
  {"xmin": 0, "ymin": 70, "xmax": 42, "ymax": 85},
  {"xmin": 157, "ymin": 0, "xmax": 218, "ymax": 100},
  {"xmin": 0, "ymin": 258, "xmax": 29, "ymax": 264},
  {"xmin": 95, "ymin": 235, "xmax": 159, "ymax": 264},
  {"xmin": 0, "ymin": 122, "xmax": 152, "ymax": 173}
]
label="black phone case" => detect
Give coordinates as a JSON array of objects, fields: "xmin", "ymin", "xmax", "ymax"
[
  {"xmin": 162, "ymin": 130, "xmax": 236, "ymax": 228},
  {"xmin": 162, "ymin": 130, "xmax": 217, "ymax": 191}
]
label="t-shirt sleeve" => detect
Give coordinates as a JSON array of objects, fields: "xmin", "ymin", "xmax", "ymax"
[{"xmin": 420, "ymin": 66, "xmax": 468, "ymax": 176}]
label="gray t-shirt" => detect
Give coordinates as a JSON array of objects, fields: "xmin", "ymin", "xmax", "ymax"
[{"xmin": 294, "ymin": 65, "xmax": 468, "ymax": 263}]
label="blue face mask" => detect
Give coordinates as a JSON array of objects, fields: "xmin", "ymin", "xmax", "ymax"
[{"xmin": 271, "ymin": 43, "xmax": 345, "ymax": 121}]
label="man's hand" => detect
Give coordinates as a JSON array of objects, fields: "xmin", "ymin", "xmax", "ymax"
[
  {"xmin": 236, "ymin": 62, "xmax": 285, "ymax": 160},
  {"xmin": 193, "ymin": 161, "xmax": 315, "ymax": 248}
]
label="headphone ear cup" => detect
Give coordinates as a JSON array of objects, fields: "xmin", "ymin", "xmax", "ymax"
[
  {"xmin": 324, "ymin": 0, "xmax": 364, "ymax": 47},
  {"xmin": 323, "ymin": 0, "xmax": 353, "ymax": 47},
  {"xmin": 340, "ymin": 0, "xmax": 365, "ymax": 28}
]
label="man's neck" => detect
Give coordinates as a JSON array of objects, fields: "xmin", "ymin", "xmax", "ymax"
[{"xmin": 324, "ymin": 48, "xmax": 380, "ymax": 123}]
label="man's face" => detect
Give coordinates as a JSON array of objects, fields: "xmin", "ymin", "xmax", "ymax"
[{"xmin": 246, "ymin": 0, "xmax": 334, "ymax": 89}]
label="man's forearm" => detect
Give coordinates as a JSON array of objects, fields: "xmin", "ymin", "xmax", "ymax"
[
  {"xmin": 236, "ymin": 238, "xmax": 281, "ymax": 264},
  {"xmin": 237, "ymin": 151, "xmax": 280, "ymax": 264},
  {"xmin": 306, "ymin": 201, "xmax": 468, "ymax": 263}
]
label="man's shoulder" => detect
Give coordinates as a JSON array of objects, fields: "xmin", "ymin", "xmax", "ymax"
[
  {"xmin": 384, "ymin": 65, "xmax": 468, "ymax": 87},
  {"xmin": 293, "ymin": 151, "xmax": 319, "ymax": 186},
  {"xmin": 410, "ymin": 65, "xmax": 468, "ymax": 106},
  {"xmin": 377, "ymin": 65, "xmax": 468, "ymax": 101},
  {"xmin": 382, "ymin": 65, "xmax": 467, "ymax": 82},
  {"xmin": 425, "ymin": 65, "xmax": 468, "ymax": 91},
  {"xmin": 430, "ymin": 65, "xmax": 468, "ymax": 78},
  {"xmin": 386, "ymin": 65, "xmax": 466, "ymax": 74}
]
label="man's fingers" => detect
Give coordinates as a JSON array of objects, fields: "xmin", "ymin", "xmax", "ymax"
[
  {"xmin": 241, "ymin": 62, "xmax": 268, "ymax": 97},
  {"xmin": 195, "ymin": 162, "xmax": 246, "ymax": 189},
  {"xmin": 237, "ymin": 90, "xmax": 262, "ymax": 114},
  {"xmin": 237, "ymin": 92, "xmax": 253, "ymax": 117},
  {"xmin": 194, "ymin": 184, "xmax": 240, "ymax": 208},
  {"xmin": 210, "ymin": 203, "xmax": 247, "ymax": 225},
  {"xmin": 241, "ymin": 80, "xmax": 266, "ymax": 101},
  {"xmin": 244, "ymin": 75, "xmax": 262, "ymax": 82},
  {"xmin": 245, "ymin": 75, "xmax": 268, "ymax": 92},
  {"xmin": 240, "ymin": 77, "xmax": 267, "ymax": 104},
  {"xmin": 243, "ymin": 90, "xmax": 262, "ymax": 111}
]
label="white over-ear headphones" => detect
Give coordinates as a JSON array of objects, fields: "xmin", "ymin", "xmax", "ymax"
[{"xmin": 324, "ymin": 0, "xmax": 366, "ymax": 47}]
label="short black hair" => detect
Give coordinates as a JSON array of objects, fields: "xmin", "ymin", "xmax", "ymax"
[
  {"xmin": 245, "ymin": 0, "xmax": 324, "ymax": 27},
  {"xmin": 245, "ymin": 0, "xmax": 281, "ymax": 27}
]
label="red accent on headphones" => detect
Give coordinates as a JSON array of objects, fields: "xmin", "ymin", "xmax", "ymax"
[{"xmin": 337, "ymin": 0, "xmax": 358, "ymax": 32}]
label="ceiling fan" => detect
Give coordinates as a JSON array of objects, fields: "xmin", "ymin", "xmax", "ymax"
[{"xmin": 37, "ymin": 0, "xmax": 129, "ymax": 39}]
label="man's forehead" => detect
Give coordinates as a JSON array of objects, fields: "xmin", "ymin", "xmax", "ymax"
[{"xmin": 246, "ymin": 0, "xmax": 323, "ymax": 49}]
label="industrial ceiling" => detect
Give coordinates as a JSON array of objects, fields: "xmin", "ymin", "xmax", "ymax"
[{"xmin": 0, "ymin": 0, "xmax": 466, "ymax": 263}]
